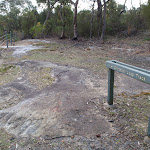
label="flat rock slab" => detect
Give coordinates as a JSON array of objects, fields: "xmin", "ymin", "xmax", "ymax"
[{"xmin": 0, "ymin": 61, "xmax": 112, "ymax": 138}]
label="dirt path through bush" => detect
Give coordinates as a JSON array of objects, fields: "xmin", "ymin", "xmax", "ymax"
[{"xmin": 0, "ymin": 38, "xmax": 150, "ymax": 149}]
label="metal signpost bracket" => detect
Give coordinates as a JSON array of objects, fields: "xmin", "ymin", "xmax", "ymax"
[{"xmin": 106, "ymin": 60, "xmax": 150, "ymax": 137}]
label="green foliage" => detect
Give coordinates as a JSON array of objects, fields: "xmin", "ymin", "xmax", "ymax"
[
  {"xmin": 38, "ymin": 9, "xmax": 47, "ymax": 24},
  {"xmin": 30, "ymin": 22, "xmax": 43, "ymax": 38},
  {"xmin": 0, "ymin": 0, "xmax": 35, "ymax": 37},
  {"xmin": 0, "ymin": 15, "xmax": 6, "ymax": 34},
  {"xmin": 0, "ymin": 0, "xmax": 22, "ymax": 32},
  {"xmin": 44, "ymin": 5, "xmax": 73, "ymax": 37},
  {"xmin": 0, "ymin": 0, "xmax": 32, "ymax": 15},
  {"xmin": 125, "ymin": 8, "xmax": 143, "ymax": 29},
  {"xmin": 106, "ymin": 0, "xmax": 119, "ymax": 34},
  {"xmin": 5, "ymin": 8, "xmax": 21, "ymax": 31},
  {"xmin": 21, "ymin": 11, "xmax": 37, "ymax": 38},
  {"xmin": 78, "ymin": 10, "xmax": 91, "ymax": 37},
  {"xmin": 45, "ymin": 18, "xmax": 60, "ymax": 36},
  {"xmin": 106, "ymin": 0, "xmax": 125, "ymax": 35},
  {"xmin": 56, "ymin": 5, "xmax": 73, "ymax": 37},
  {"xmin": 141, "ymin": 3, "xmax": 150, "ymax": 28},
  {"xmin": 145, "ymin": 37, "xmax": 150, "ymax": 41}
]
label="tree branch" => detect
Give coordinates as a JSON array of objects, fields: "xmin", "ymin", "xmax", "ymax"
[
  {"xmin": 69, "ymin": 0, "xmax": 75, "ymax": 5},
  {"xmin": 120, "ymin": 0, "xmax": 128, "ymax": 14},
  {"xmin": 105, "ymin": 0, "xmax": 111, "ymax": 4}
]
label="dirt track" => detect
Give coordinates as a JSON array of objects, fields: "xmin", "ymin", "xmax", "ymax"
[
  {"xmin": 0, "ymin": 38, "xmax": 150, "ymax": 149},
  {"xmin": 0, "ymin": 60, "xmax": 111, "ymax": 137}
]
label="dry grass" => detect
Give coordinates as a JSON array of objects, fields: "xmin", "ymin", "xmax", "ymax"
[
  {"xmin": 106, "ymin": 93, "xmax": 150, "ymax": 141},
  {"xmin": 0, "ymin": 65, "xmax": 21, "ymax": 85},
  {"xmin": 27, "ymin": 67, "xmax": 54, "ymax": 89}
]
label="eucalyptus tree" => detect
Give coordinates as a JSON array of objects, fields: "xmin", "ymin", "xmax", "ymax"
[
  {"xmin": 54, "ymin": 4, "xmax": 73, "ymax": 38},
  {"xmin": 36, "ymin": 0, "xmax": 59, "ymax": 26},
  {"xmin": 78, "ymin": 10, "xmax": 91, "ymax": 37},
  {"xmin": 56, "ymin": 0, "xmax": 73, "ymax": 38},
  {"xmin": 21, "ymin": 10, "xmax": 37, "ymax": 38},
  {"xmin": 0, "ymin": 0, "xmax": 32, "ymax": 32},
  {"xmin": 106, "ymin": 0, "xmax": 122, "ymax": 35},
  {"xmin": 0, "ymin": 0, "xmax": 32, "ymax": 14},
  {"xmin": 37, "ymin": 0, "xmax": 80, "ymax": 39},
  {"xmin": 70, "ymin": 0, "xmax": 79, "ymax": 40},
  {"xmin": 96, "ymin": 0, "xmax": 111, "ymax": 41}
]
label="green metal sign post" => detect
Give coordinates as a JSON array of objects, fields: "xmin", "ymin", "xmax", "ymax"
[
  {"xmin": 10, "ymin": 31, "xmax": 12, "ymax": 45},
  {"xmin": 6, "ymin": 31, "xmax": 8, "ymax": 48},
  {"xmin": 106, "ymin": 60, "xmax": 150, "ymax": 137},
  {"xmin": 107, "ymin": 69, "xmax": 114, "ymax": 105}
]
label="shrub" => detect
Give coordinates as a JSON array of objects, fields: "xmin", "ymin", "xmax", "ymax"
[{"xmin": 30, "ymin": 22, "xmax": 44, "ymax": 38}]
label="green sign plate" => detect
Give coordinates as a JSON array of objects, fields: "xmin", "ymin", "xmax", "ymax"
[{"xmin": 106, "ymin": 60, "xmax": 150, "ymax": 85}]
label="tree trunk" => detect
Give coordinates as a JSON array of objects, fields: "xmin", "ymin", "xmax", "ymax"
[
  {"xmin": 59, "ymin": 3, "xmax": 66, "ymax": 39},
  {"xmin": 100, "ymin": 0, "xmax": 106, "ymax": 42},
  {"xmin": 43, "ymin": 10, "xmax": 51, "ymax": 27},
  {"xmin": 60, "ymin": 23, "xmax": 66, "ymax": 39},
  {"xmin": 43, "ymin": 0, "xmax": 51, "ymax": 26},
  {"xmin": 97, "ymin": 0, "xmax": 102, "ymax": 37},
  {"xmin": 41, "ymin": 0, "xmax": 51, "ymax": 36},
  {"xmin": 42, "ymin": 0, "xmax": 58, "ymax": 36},
  {"xmin": 72, "ymin": 0, "xmax": 79, "ymax": 40},
  {"xmin": 90, "ymin": 0, "xmax": 95, "ymax": 39}
]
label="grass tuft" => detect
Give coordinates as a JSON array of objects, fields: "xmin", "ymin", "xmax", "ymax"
[{"xmin": 0, "ymin": 65, "xmax": 15, "ymax": 74}]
